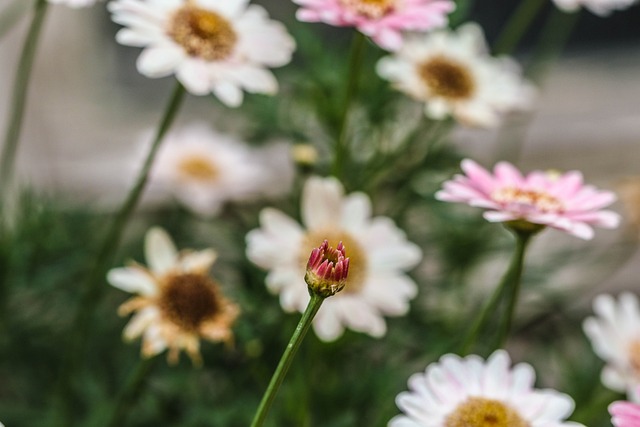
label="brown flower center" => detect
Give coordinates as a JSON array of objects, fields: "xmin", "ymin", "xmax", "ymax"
[
  {"xmin": 160, "ymin": 273, "xmax": 220, "ymax": 331},
  {"xmin": 302, "ymin": 230, "xmax": 366, "ymax": 294},
  {"xmin": 445, "ymin": 397, "xmax": 529, "ymax": 427},
  {"xmin": 492, "ymin": 187, "xmax": 564, "ymax": 213},
  {"xmin": 169, "ymin": 5, "xmax": 237, "ymax": 61},
  {"xmin": 418, "ymin": 56, "xmax": 475, "ymax": 100},
  {"xmin": 339, "ymin": 0, "xmax": 394, "ymax": 18},
  {"xmin": 177, "ymin": 155, "xmax": 219, "ymax": 182}
]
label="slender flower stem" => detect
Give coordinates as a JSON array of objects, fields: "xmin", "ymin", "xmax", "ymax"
[
  {"xmin": 492, "ymin": 0, "xmax": 545, "ymax": 55},
  {"xmin": 494, "ymin": 229, "xmax": 532, "ymax": 348},
  {"xmin": 250, "ymin": 293, "xmax": 325, "ymax": 427},
  {"xmin": 0, "ymin": 0, "xmax": 49, "ymax": 199},
  {"xmin": 54, "ymin": 83, "xmax": 186, "ymax": 427},
  {"xmin": 105, "ymin": 357, "xmax": 158, "ymax": 427},
  {"xmin": 459, "ymin": 228, "xmax": 533, "ymax": 354},
  {"xmin": 332, "ymin": 31, "xmax": 366, "ymax": 180}
]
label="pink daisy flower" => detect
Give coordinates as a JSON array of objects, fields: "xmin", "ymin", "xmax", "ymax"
[
  {"xmin": 435, "ymin": 159, "xmax": 621, "ymax": 240},
  {"xmin": 610, "ymin": 395, "xmax": 640, "ymax": 427},
  {"xmin": 293, "ymin": 0, "xmax": 455, "ymax": 51}
]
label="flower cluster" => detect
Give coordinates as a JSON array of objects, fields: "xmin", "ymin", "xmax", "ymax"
[
  {"xmin": 391, "ymin": 350, "xmax": 583, "ymax": 427},
  {"xmin": 377, "ymin": 23, "xmax": 534, "ymax": 127},
  {"xmin": 108, "ymin": 0, "xmax": 295, "ymax": 106},
  {"xmin": 436, "ymin": 159, "xmax": 620, "ymax": 239},
  {"xmin": 610, "ymin": 394, "xmax": 640, "ymax": 427},
  {"xmin": 108, "ymin": 227, "xmax": 239, "ymax": 365},
  {"xmin": 293, "ymin": 0, "xmax": 455, "ymax": 50},
  {"xmin": 247, "ymin": 176, "xmax": 422, "ymax": 341}
]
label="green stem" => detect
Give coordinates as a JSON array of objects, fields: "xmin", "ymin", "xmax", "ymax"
[
  {"xmin": 526, "ymin": 9, "xmax": 580, "ymax": 83},
  {"xmin": 492, "ymin": 9, "xmax": 580, "ymax": 164},
  {"xmin": 459, "ymin": 228, "xmax": 533, "ymax": 354},
  {"xmin": 54, "ymin": 83, "xmax": 186, "ymax": 427},
  {"xmin": 0, "ymin": 0, "xmax": 35, "ymax": 41},
  {"xmin": 332, "ymin": 31, "xmax": 366, "ymax": 180},
  {"xmin": 492, "ymin": 0, "xmax": 545, "ymax": 55},
  {"xmin": 494, "ymin": 230, "xmax": 532, "ymax": 348},
  {"xmin": 105, "ymin": 357, "xmax": 158, "ymax": 427},
  {"xmin": 250, "ymin": 293, "xmax": 325, "ymax": 427},
  {"xmin": 0, "ymin": 0, "xmax": 49, "ymax": 198}
]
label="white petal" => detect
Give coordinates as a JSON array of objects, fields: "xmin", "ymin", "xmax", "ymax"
[
  {"xmin": 145, "ymin": 227, "xmax": 178, "ymax": 275},
  {"xmin": 301, "ymin": 176, "xmax": 344, "ymax": 230},
  {"xmin": 136, "ymin": 45, "xmax": 183, "ymax": 78},
  {"xmin": 107, "ymin": 267, "xmax": 157, "ymax": 296}
]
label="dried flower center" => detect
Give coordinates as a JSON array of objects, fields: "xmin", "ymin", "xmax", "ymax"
[
  {"xmin": 339, "ymin": 0, "xmax": 395, "ymax": 18},
  {"xmin": 302, "ymin": 230, "xmax": 366, "ymax": 294},
  {"xmin": 177, "ymin": 155, "xmax": 219, "ymax": 182},
  {"xmin": 169, "ymin": 5, "xmax": 237, "ymax": 61},
  {"xmin": 419, "ymin": 56, "xmax": 475, "ymax": 100},
  {"xmin": 160, "ymin": 273, "xmax": 220, "ymax": 331},
  {"xmin": 492, "ymin": 187, "xmax": 564, "ymax": 213},
  {"xmin": 445, "ymin": 397, "xmax": 529, "ymax": 427}
]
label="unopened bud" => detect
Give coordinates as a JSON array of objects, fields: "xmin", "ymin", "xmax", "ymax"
[{"xmin": 304, "ymin": 240, "xmax": 349, "ymax": 298}]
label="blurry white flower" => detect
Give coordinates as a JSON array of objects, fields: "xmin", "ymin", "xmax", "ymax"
[
  {"xmin": 377, "ymin": 23, "xmax": 534, "ymax": 128},
  {"xmin": 47, "ymin": 0, "xmax": 100, "ymax": 7},
  {"xmin": 583, "ymin": 293, "xmax": 640, "ymax": 401},
  {"xmin": 107, "ymin": 227, "xmax": 240, "ymax": 365},
  {"xmin": 246, "ymin": 176, "xmax": 422, "ymax": 341},
  {"xmin": 147, "ymin": 123, "xmax": 294, "ymax": 217},
  {"xmin": 552, "ymin": 0, "xmax": 638, "ymax": 15},
  {"xmin": 108, "ymin": 0, "xmax": 295, "ymax": 106},
  {"xmin": 391, "ymin": 350, "xmax": 583, "ymax": 427}
]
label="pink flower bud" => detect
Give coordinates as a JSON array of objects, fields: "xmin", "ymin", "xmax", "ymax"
[{"xmin": 305, "ymin": 240, "xmax": 350, "ymax": 298}]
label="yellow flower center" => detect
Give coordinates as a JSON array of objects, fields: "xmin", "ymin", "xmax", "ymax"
[
  {"xmin": 178, "ymin": 155, "xmax": 219, "ymax": 182},
  {"xmin": 445, "ymin": 397, "xmax": 529, "ymax": 427},
  {"xmin": 160, "ymin": 273, "xmax": 220, "ymax": 331},
  {"xmin": 492, "ymin": 187, "xmax": 564, "ymax": 213},
  {"xmin": 628, "ymin": 340, "xmax": 640, "ymax": 375},
  {"xmin": 418, "ymin": 56, "xmax": 475, "ymax": 100},
  {"xmin": 339, "ymin": 0, "xmax": 395, "ymax": 18},
  {"xmin": 301, "ymin": 230, "xmax": 366, "ymax": 294},
  {"xmin": 169, "ymin": 5, "xmax": 237, "ymax": 61}
]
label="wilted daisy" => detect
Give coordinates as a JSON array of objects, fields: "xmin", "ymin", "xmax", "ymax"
[
  {"xmin": 108, "ymin": 0, "xmax": 295, "ymax": 106},
  {"xmin": 107, "ymin": 227, "xmax": 239, "ymax": 365},
  {"xmin": 552, "ymin": 0, "xmax": 638, "ymax": 16},
  {"xmin": 610, "ymin": 393, "xmax": 640, "ymax": 427},
  {"xmin": 47, "ymin": 0, "xmax": 100, "ymax": 7},
  {"xmin": 146, "ymin": 122, "xmax": 293, "ymax": 217},
  {"xmin": 391, "ymin": 350, "xmax": 584, "ymax": 427},
  {"xmin": 376, "ymin": 23, "xmax": 534, "ymax": 127},
  {"xmin": 583, "ymin": 293, "xmax": 640, "ymax": 401},
  {"xmin": 293, "ymin": 0, "xmax": 455, "ymax": 51},
  {"xmin": 435, "ymin": 159, "xmax": 620, "ymax": 239},
  {"xmin": 246, "ymin": 176, "xmax": 422, "ymax": 341}
]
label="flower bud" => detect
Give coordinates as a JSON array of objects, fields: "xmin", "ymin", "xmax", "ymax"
[{"xmin": 304, "ymin": 240, "xmax": 349, "ymax": 298}]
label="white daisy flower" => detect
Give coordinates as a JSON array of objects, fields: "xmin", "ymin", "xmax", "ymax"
[
  {"xmin": 552, "ymin": 0, "xmax": 638, "ymax": 16},
  {"xmin": 47, "ymin": 0, "xmax": 101, "ymax": 7},
  {"xmin": 108, "ymin": 0, "xmax": 296, "ymax": 106},
  {"xmin": 391, "ymin": 350, "xmax": 584, "ymax": 427},
  {"xmin": 246, "ymin": 176, "xmax": 422, "ymax": 342},
  {"xmin": 146, "ymin": 122, "xmax": 294, "ymax": 217},
  {"xmin": 376, "ymin": 23, "xmax": 534, "ymax": 128},
  {"xmin": 583, "ymin": 293, "xmax": 640, "ymax": 401},
  {"xmin": 107, "ymin": 227, "xmax": 240, "ymax": 365}
]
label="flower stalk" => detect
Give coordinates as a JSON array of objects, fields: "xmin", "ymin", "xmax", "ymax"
[
  {"xmin": 332, "ymin": 31, "xmax": 366, "ymax": 180},
  {"xmin": 105, "ymin": 357, "xmax": 158, "ymax": 427},
  {"xmin": 460, "ymin": 228, "xmax": 534, "ymax": 354},
  {"xmin": 54, "ymin": 83, "xmax": 186, "ymax": 427},
  {"xmin": 492, "ymin": 0, "xmax": 546, "ymax": 55},
  {"xmin": 0, "ymin": 0, "xmax": 49, "ymax": 199},
  {"xmin": 250, "ymin": 240, "xmax": 349, "ymax": 427}
]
